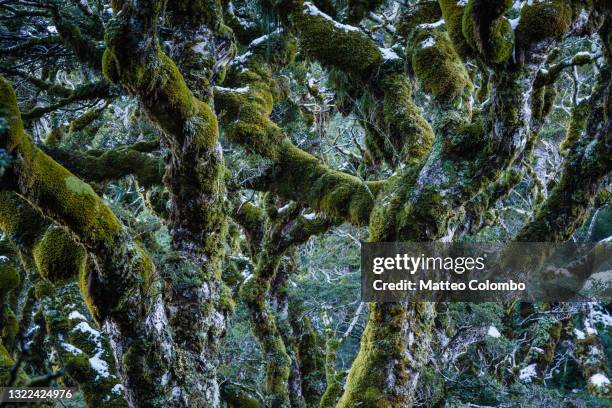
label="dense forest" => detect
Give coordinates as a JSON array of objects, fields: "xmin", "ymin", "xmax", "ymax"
[{"xmin": 0, "ymin": 0, "xmax": 610, "ymax": 407}]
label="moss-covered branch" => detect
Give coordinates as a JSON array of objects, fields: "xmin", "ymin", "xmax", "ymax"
[
  {"xmin": 44, "ymin": 105, "xmax": 107, "ymax": 147},
  {"xmin": 21, "ymin": 81, "xmax": 113, "ymax": 121},
  {"xmin": 0, "ymin": 35, "xmax": 61, "ymax": 55},
  {"xmin": 102, "ymin": 0, "xmax": 231, "ymax": 404},
  {"xmin": 51, "ymin": 6, "xmax": 104, "ymax": 71},
  {"xmin": 337, "ymin": 302, "xmax": 436, "ymax": 407},
  {"xmin": 575, "ymin": 304, "xmax": 611, "ymax": 396},
  {"xmin": 516, "ymin": 65, "xmax": 611, "ymax": 242},
  {"xmin": 42, "ymin": 144, "xmax": 163, "ymax": 187},
  {"xmin": 461, "ymin": 0, "xmax": 513, "ymax": 65},
  {"xmin": 0, "ymin": 76, "xmax": 170, "ymax": 406},
  {"xmin": 238, "ymin": 199, "xmax": 334, "ymax": 406},
  {"xmin": 290, "ymin": 1, "xmax": 435, "ymax": 166},
  {"xmin": 217, "ymin": 38, "xmax": 383, "ymax": 225},
  {"xmin": 404, "ymin": 2, "xmax": 472, "ymax": 102},
  {"xmin": 42, "ymin": 283, "xmax": 127, "ymax": 407},
  {"xmin": 318, "ymin": 323, "xmax": 343, "ymax": 408}
]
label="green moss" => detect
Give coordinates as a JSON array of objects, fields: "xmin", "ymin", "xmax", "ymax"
[
  {"xmin": 218, "ymin": 283, "xmax": 235, "ymax": 313},
  {"xmin": 561, "ymin": 100, "xmax": 589, "ymax": 154},
  {"xmin": 292, "ymin": 1, "xmax": 383, "ymax": 80},
  {"xmin": 346, "ymin": 0, "xmax": 384, "ymax": 23},
  {"xmin": 13, "ymin": 128, "xmax": 158, "ymax": 321},
  {"xmin": 368, "ymin": 167, "xmax": 419, "ymax": 242},
  {"xmin": 397, "ymin": 1, "xmax": 442, "ymax": 37},
  {"xmin": 0, "ymin": 343, "xmax": 15, "ymax": 384},
  {"xmin": 476, "ymin": 72, "xmax": 490, "ymax": 102},
  {"xmin": 52, "ymin": 9, "xmax": 103, "ymax": 70},
  {"xmin": 166, "ymin": 0, "xmax": 224, "ymax": 29},
  {"xmin": 381, "ymin": 75, "xmax": 435, "ymax": 164},
  {"xmin": 438, "ymin": 0, "xmax": 472, "ymax": 57},
  {"xmin": 531, "ymin": 83, "xmax": 557, "ymax": 122},
  {"xmin": 241, "ymin": 275, "xmax": 291, "ymax": 407},
  {"xmin": 319, "ymin": 329, "xmax": 343, "ymax": 408},
  {"xmin": 0, "ymin": 259, "xmax": 19, "ymax": 295},
  {"xmin": 223, "ymin": 384, "xmax": 261, "ymax": 407},
  {"xmin": 515, "ymin": 0, "xmax": 573, "ymax": 50},
  {"xmin": 65, "ymin": 175, "xmax": 96, "ymax": 196},
  {"xmin": 64, "ymin": 353, "xmax": 92, "ymax": 382},
  {"xmin": 397, "ymin": 185, "xmax": 452, "ymax": 240},
  {"xmin": 337, "ymin": 303, "xmax": 425, "ymax": 407},
  {"xmin": 410, "ymin": 29, "xmax": 472, "ymax": 101},
  {"xmin": 292, "ymin": 314, "xmax": 325, "ymax": 405},
  {"xmin": 1, "ymin": 308, "xmax": 18, "ymax": 345},
  {"xmin": 45, "ymin": 127, "xmax": 65, "ymax": 147},
  {"xmin": 461, "ymin": 0, "xmax": 513, "ymax": 64},
  {"xmin": 0, "ymin": 76, "xmax": 24, "ymax": 150},
  {"xmin": 248, "ymin": 32, "xmax": 297, "ymax": 67},
  {"xmin": 277, "ymin": 141, "xmax": 378, "ymax": 226},
  {"xmin": 217, "ymin": 58, "xmax": 379, "ymax": 226},
  {"xmin": 444, "ymin": 118, "xmax": 485, "ymax": 157},
  {"xmin": 101, "ymin": 49, "xmax": 120, "ymax": 83},
  {"xmin": 486, "ymin": 17, "xmax": 513, "ymax": 64},
  {"xmin": 24, "ymin": 139, "xmax": 122, "ymax": 246},
  {"xmin": 33, "ymin": 226, "xmax": 86, "ymax": 284}
]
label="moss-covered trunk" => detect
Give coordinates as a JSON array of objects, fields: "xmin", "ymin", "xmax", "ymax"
[{"xmin": 0, "ymin": 77, "xmax": 173, "ymax": 407}]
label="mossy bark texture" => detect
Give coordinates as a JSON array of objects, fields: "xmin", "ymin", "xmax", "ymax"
[{"xmin": 1, "ymin": 0, "xmax": 610, "ymax": 407}]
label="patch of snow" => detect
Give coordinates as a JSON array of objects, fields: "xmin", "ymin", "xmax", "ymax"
[
  {"xmin": 592, "ymin": 306, "xmax": 612, "ymax": 327},
  {"xmin": 573, "ymin": 51, "xmax": 591, "ymax": 59},
  {"xmin": 417, "ymin": 19, "xmax": 445, "ymax": 29},
  {"xmin": 0, "ymin": 256, "xmax": 8, "ymax": 261},
  {"xmin": 111, "ymin": 384, "xmax": 125, "ymax": 395},
  {"xmin": 573, "ymin": 10, "xmax": 590, "ymax": 32},
  {"xmin": 61, "ymin": 343, "xmax": 83, "ymax": 355},
  {"xmin": 302, "ymin": 212, "xmax": 316, "ymax": 220},
  {"xmin": 420, "ymin": 37, "xmax": 436, "ymax": 48},
  {"xmin": 249, "ymin": 28, "xmax": 283, "ymax": 47},
  {"xmin": 232, "ymin": 51, "xmax": 252, "ymax": 65},
  {"xmin": 379, "ymin": 47, "xmax": 400, "ymax": 61},
  {"xmin": 457, "ymin": 0, "xmax": 468, "ymax": 6},
  {"xmin": 68, "ymin": 311, "xmax": 87, "ymax": 320},
  {"xmin": 519, "ymin": 364, "xmax": 538, "ymax": 382},
  {"xmin": 278, "ymin": 203, "xmax": 291, "ymax": 213},
  {"xmin": 89, "ymin": 355, "xmax": 110, "ymax": 379},
  {"xmin": 303, "ymin": 2, "xmax": 360, "ymax": 33},
  {"xmin": 73, "ymin": 321, "xmax": 101, "ymax": 339},
  {"xmin": 487, "ymin": 326, "xmax": 501, "ymax": 338},
  {"xmin": 510, "ymin": 16, "xmax": 521, "ymax": 30},
  {"xmin": 574, "ymin": 328, "xmax": 586, "ymax": 340},
  {"xmin": 161, "ymin": 372, "xmax": 171, "ymax": 386},
  {"xmin": 214, "ymin": 85, "xmax": 250, "ymax": 94},
  {"xmin": 589, "ymin": 373, "xmax": 610, "ymax": 388}
]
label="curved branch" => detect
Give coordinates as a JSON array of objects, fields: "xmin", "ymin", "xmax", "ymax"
[
  {"xmin": 516, "ymin": 65, "xmax": 611, "ymax": 242},
  {"xmin": 21, "ymin": 81, "xmax": 113, "ymax": 121},
  {"xmin": 0, "ymin": 76, "xmax": 168, "ymax": 407},
  {"xmin": 41, "ymin": 144, "xmax": 163, "ymax": 187}
]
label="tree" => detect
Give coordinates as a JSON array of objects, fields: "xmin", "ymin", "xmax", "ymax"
[{"xmin": 0, "ymin": 0, "xmax": 610, "ymax": 407}]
